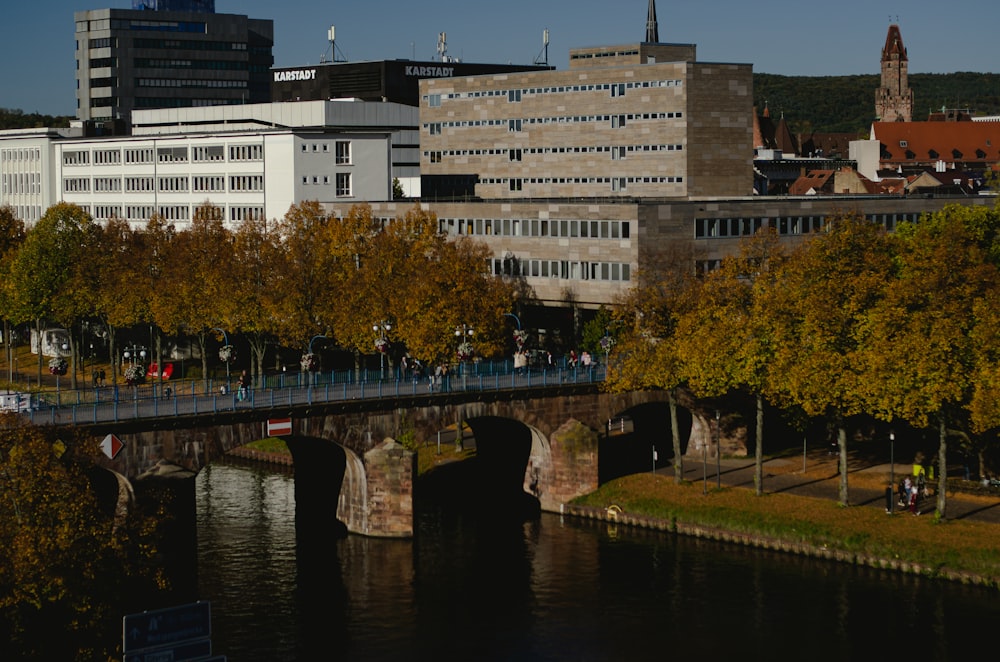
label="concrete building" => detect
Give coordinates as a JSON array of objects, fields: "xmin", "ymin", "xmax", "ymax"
[
  {"xmin": 417, "ymin": 42, "xmax": 753, "ymax": 200},
  {"xmin": 74, "ymin": 4, "xmax": 273, "ymax": 129},
  {"xmin": 49, "ymin": 100, "xmax": 417, "ymax": 224}
]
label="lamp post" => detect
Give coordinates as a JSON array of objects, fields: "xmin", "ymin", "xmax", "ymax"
[
  {"xmin": 889, "ymin": 430, "xmax": 896, "ymax": 513},
  {"xmin": 373, "ymin": 320, "xmax": 391, "ymax": 379},
  {"xmin": 716, "ymin": 410, "xmax": 722, "ymax": 489},
  {"xmin": 213, "ymin": 327, "xmax": 231, "ymax": 387},
  {"xmin": 455, "ymin": 324, "xmax": 474, "ymax": 375},
  {"xmin": 503, "ymin": 313, "xmax": 521, "ymax": 330}
]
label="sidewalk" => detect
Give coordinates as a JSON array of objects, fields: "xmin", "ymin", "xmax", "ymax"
[{"xmin": 673, "ymin": 449, "xmax": 1000, "ymax": 523}]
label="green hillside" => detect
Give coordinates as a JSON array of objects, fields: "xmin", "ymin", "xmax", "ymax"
[{"xmin": 753, "ymin": 72, "xmax": 1000, "ymax": 135}]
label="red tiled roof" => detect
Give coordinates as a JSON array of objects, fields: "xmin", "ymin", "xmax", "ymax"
[{"xmin": 872, "ymin": 121, "xmax": 1000, "ymax": 164}]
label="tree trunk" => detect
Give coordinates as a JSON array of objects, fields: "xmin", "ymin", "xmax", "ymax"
[
  {"xmin": 669, "ymin": 388, "xmax": 683, "ymax": 484},
  {"xmin": 838, "ymin": 424, "xmax": 849, "ymax": 506},
  {"xmin": 754, "ymin": 392, "xmax": 764, "ymax": 496},
  {"xmin": 936, "ymin": 417, "xmax": 948, "ymax": 518}
]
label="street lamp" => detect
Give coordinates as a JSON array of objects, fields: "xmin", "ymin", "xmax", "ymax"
[
  {"xmin": 503, "ymin": 313, "xmax": 521, "ymax": 330},
  {"xmin": 716, "ymin": 410, "xmax": 722, "ymax": 489},
  {"xmin": 889, "ymin": 430, "xmax": 896, "ymax": 514},
  {"xmin": 373, "ymin": 320, "xmax": 392, "ymax": 378},
  {"xmin": 455, "ymin": 324, "xmax": 474, "ymax": 374},
  {"xmin": 213, "ymin": 327, "xmax": 231, "ymax": 386}
]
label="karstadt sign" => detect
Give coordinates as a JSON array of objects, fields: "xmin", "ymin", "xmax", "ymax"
[{"xmin": 274, "ymin": 69, "xmax": 316, "ymax": 82}]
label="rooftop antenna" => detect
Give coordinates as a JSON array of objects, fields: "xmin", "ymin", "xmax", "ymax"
[
  {"xmin": 320, "ymin": 25, "xmax": 347, "ymax": 63},
  {"xmin": 534, "ymin": 29, "xmax": 550, "ymax": 66},
  {"xmin": 437, "ymin": 32, "xmax": 448, "ymax": 62}
]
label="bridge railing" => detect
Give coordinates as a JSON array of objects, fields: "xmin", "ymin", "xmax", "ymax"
[{"xmin": 22, "ymin": 362, "xmax": 607, "ymax": 426}]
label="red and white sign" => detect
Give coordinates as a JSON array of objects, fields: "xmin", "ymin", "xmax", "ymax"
[
  {"xmin": 101, "ymin": 433, "xmax": 124, "ymax": 459},
  {"xmin": 266, "ymin": 418, "xmax": 292, "ymax": 437}
]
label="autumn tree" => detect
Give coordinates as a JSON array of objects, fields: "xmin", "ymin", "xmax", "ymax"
[
  {"xmin": 0, "ymin": 206, "xmax": 26, "ymax": 379},
  {"xmin": 153, "ymin": 205, "xmax": 233, "ymax": 387},
  {"xmin": 605, "ymin": 243, "xmax": 701, "ymax": 484},
  {"xmin": 270, "ymin": 201, "xmax": 339, "ymax": 359},
  {"xmin": 227, "ymin": 216, "xmax": 281, "ymax": 382},
  {"xmin": 6, "ymin": 203, "xmax": 91, "ymax": 384},
  {"xmin": 862, "ymin": 203, "xmax": 1000, "ymax": 516},
  {"xmin": 0, "ymin": 418, "xmax": 163, "ymax": 659},
  {"xmin": 675, "ymin": 228, "xmax": 786, "ymax": 495},
  {"xmin": 759, "ymin": 213, "xmax": 894, "ymax": 506}
]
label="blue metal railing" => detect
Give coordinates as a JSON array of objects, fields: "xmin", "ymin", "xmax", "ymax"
[{"xmin": 22, "ymin": 361, "xmax": 607, "ymax": 426}]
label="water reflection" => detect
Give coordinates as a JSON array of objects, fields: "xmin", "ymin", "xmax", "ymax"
[{"xmin": 195, "ymin": 461, "xmax": 1000, "ymax": 662}]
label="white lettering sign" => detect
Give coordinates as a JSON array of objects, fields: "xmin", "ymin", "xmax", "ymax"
[
  {"xmin": 404, "ymin": 66, "xmax": 455, "ymax": 78},
  {"xmin": 273, "ymin": 69, "xmax": 317, "ymax": 82}
]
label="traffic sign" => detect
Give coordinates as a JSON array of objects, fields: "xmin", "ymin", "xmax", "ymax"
[
  {"xmin": 123, "ymin": 601, "xmax": 211, "ymax": 653},
  {"xmin": 123, "ymin": 636, "xmax": 211, "ymax": 662},
  {"xmin": 266, "ymin": 417, "xmax": 292, "ymax": 436},
  {"xmin": 101, "ymin": 433, "xmax": 125, "ymax": 459}
]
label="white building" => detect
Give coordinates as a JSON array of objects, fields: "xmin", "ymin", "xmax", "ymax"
[{"xmin": 0, "ymin": 100, "xmax": 418, "ymax": 228}]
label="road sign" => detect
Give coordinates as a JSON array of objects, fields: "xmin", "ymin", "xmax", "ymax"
[
  {"xmin": 266, "ymin": 417, "xmax": 292, "ymax": 436},
  {"xmin": 123, "ymin": 601, "xmax": 211, "ymax": 653},
  {"xmin": 123, "ymin": 636, "xmax": 211, "ymax": 662},
  {"xmin": 101, "ymin": 433, "xmax": 124, "ymax": 459}
]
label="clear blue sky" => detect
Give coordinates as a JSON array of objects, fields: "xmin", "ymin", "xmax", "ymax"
[{"xmin": 1, "ymin": 0, "xmax": 997, "ymax": 116}]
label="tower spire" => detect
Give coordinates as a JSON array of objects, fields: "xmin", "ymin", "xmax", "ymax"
[{"xmin": 646, "ymin": 0, "xmax": 659, "ymax": 43}]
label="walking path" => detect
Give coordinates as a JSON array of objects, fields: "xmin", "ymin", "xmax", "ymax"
[{"xmin": 672, "ymin": 448, "xmax": 1000, "ymax": 524}]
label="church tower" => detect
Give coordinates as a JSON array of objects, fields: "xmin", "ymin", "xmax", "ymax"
[{"xmin": 875, "ymin": 23, "xmax": 913, "ymax": 122}]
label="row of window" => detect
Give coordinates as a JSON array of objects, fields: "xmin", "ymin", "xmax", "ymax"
[
  {"xmin": 63, "ymin": 174, "xmax": 266, "ymax": 193},
  {"xmin": 83, "ymin": 204, "xmax": 264, "ymax": 223},
  {"xmin": 301, "ymin": 141, "xmax": 352, "ymax": 164},
  {"xmin": 1, "ymin": 173, "xmax": 42, "ymax": 196},
  {"xmin": 693, "ymin": 212, "xmax": 925, "ymax": 239},
  {"xmin": 137, "ymin": 78, "xmax": 248, "ymax": 89},
  {"xmin": 426, "ymin": 143, "xmax": 684, "ymax": 163},
  {"xmin": 64, "ymin": 144, "xmax": 265, "ymax": 166},
  {"xmin": 439, "ymin": 217, "xmax": 631, "ymax": 240},
  {"xmin": 132, "ymin": 58, "xmax": 250, "ymax": 71},
  {"xmin": 0, "ymin": 148, "xmax": 41, "ymax": 163},
  {"xmin": 133, "ymin": 38, "xmax": 247, "ymax": 52},
  {"xmin": 425, "ymin": 112, "xmax": 682, "ymax": 134},
  {"xmin": 490, "ymin": 257, "xmax": 631, "ymax": 282},
  {"xmin": 425, "ymin": 78, "xmax": 682, "ymax": 105},
  {"xmin": 479, "ymin": 176, "xmax": 683, "ymax": 192},
  {"xmin": 301, "ymin": 173, "xmax": 353, "ymax": 196}
]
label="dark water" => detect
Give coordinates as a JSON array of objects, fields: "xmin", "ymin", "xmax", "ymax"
[{"xmin": 192, "ymin": 462, "xmax": 1000, "ymax": 662}]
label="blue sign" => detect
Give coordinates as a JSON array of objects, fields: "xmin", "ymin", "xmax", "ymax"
[
  {"xmin": 123, "ymin": 637, "xmax": 211, "ymax": 662},
  {"xmin": 123, "ymin": 601, "xmax": 211, "ymax": 653}
]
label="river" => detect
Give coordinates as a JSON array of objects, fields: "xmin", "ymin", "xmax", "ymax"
[{"xmin": 190, "ymin": 460, "xmax": 997, "ymax": 661}]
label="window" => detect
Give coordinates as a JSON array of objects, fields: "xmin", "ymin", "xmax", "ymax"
[
  {"xmin": 611, "ymin": 146, "xmax": 626, "ymax": 160},
  {"xmin": 336, "ymin": 173, "xmax": 352, "ymax": 197},
  {"xmin": 229, "ymin": 144, "xmax": 263, "ymax": 161},
  {"xmin": 428, "ymin": 94, "xmax": 441, "ymax": 107},
  {"xmin": 508, "ymin": 119, "xmax": 522, "ymax": 132},
  {"xmin": 428, "ymin": 123, "xmax": 442, "ymax": 135},
  {"xmin": 611, "ymin": 83, "xmax": 625, "ymax": 98},
  {"xmin": 157, "ymin": 146, "xmax": 188, "ymax": 163},
  {"xmin": 193, "ymin": 145, "xmax": 224, "ymax": 162},
  {"xmin": 509, "ymin": 149, "xmax": 522, "ymax": 162},
  {"xmin": 611, "ymin": 177, "xmax": 626, "ymax": 192},
  {"xmin": 611, "ymin": 115, "xmax": 627, "ymax": 128},
  {"xmin": 429, "ymin": 151, "xmax": 442, "ymax": 163},
  {"xmin": 508, "ymin": 89, "xmax": 521, "ymax": 102},
  {"xmin": 509, "ymin": 178, "xmax": 522, "ymax": 192},
  {"xmin": 335, "ymin": 140, "xmax": 351, "ymax": 165}
]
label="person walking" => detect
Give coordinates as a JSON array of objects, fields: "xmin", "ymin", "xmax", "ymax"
[{"xmin": 237, "ymin": 369, "xmax": 250, "ymax": 401}]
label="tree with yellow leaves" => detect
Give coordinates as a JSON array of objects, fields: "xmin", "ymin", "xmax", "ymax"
[
  {"xmin": 675, "ymin": 228, "xmax": 787, "ymax": 495},
  {"xmin": 758, "ymin": 213, "xmax": 895, "ymax": 506},
  {"xmin": 605, "ymin": 243, "xmax": 701, "ymax": 483}
]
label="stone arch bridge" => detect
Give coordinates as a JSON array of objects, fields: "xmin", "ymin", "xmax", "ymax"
[{"xmin": 86, "ymin": 384, "xmax": 683, "ymax": 537}]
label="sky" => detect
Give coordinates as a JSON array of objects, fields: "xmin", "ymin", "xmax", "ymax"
[{"xmin": 1, "ymin": 0, "xmax": 997, "ymax": 116}]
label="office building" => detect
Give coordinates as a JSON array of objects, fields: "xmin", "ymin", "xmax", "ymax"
[{"xmin": 74, "ymin": 4, "xmax": 273, "ymax": 129}]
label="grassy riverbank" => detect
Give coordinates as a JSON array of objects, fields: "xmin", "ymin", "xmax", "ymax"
[{"xmin": 572, "ymin": 472, "xmax": 1000, "ymax": 585}]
